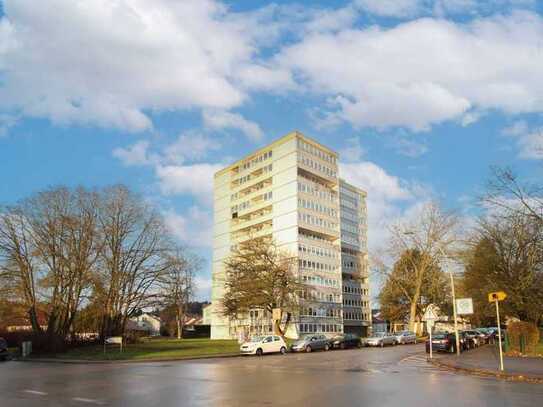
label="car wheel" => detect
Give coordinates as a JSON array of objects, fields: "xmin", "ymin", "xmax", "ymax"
[
  {"xmin": 380, "ymin": 341, "xmax": 384, "ymax": 348},
  {"xmin": 256, "ymin": 348, "xmax": 263, "ymax": 356},
  {"xmin": 280, "ymin": 346, "xmax": 287, "ymax": 355},
  {"xmin": 324, "ymin": 344, "xmax": 330, "ymax": 351},
  {"xmin": 305, "ymin": 345, "xmax": 312, "ymax": 353}
]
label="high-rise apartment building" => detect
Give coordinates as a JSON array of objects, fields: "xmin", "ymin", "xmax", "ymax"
[
  {"xmin": 210, "ymin": 132, "xmax": 369, "ymax": 340},
  {"xmin": 339, "ymin": 180, "xmax": 371, "ymax": 337}
]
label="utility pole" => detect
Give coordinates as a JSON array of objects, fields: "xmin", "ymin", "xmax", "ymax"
[{"xmin": 437, "ymin": 246, "xmax": 460, "ymax": 356}]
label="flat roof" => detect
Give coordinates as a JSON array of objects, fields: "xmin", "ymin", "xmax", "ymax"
[
  {"xmin": 214, "ymin": 131, "xmax": 338, "ymax": 178},
  {"xmin": 340, "ymin": 178, "xmax": 367, "ymax": 196}
]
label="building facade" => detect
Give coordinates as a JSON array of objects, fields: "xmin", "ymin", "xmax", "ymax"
[
  {"xmin": 339, "ymin": 179, "xmax": 371, "ymax": 337},
  {"xmin": 210, "ymin": 132, "xmax": 369, "ymax": 339}
]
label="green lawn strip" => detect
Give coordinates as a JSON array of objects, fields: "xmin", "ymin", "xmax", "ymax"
[
  {"xmin": 35, "ymin": 338, "xmax": 240, "ymax": 361},
  {"xmin": 532, "ymin": 342, "xmax": 543, "ymax": 357}
]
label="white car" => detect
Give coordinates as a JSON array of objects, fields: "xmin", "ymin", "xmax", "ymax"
[
  {"xmin": 394, "ymin": 331, "xmax": 417, "ymax": 344},
  {"xmin": 240, "ymin": 335, "xmax": 288, "ymax": 356}
]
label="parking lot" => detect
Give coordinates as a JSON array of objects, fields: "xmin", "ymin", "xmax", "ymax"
[{"xmin": 1, "ymin": 343, "xmax": 541, "ymax": 407}]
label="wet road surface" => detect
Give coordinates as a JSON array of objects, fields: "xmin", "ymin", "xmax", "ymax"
[{"xmin": 1, "ymin": 344, "xmax": 541, "ymax": 406}]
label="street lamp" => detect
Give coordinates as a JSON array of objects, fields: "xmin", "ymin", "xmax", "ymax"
[
  {"xmin": 403, "ymin": 231, "xmax": 460, "ymax": 356},
  {"xmin": 436, "ymin": 245, "xmax": 461, "ymax": 357}
]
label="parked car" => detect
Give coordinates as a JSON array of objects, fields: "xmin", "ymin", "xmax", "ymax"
[
  {"xmin": 330, "ymin": 333, "xmax": 361, "ymax": 349},
  {"xmin": 474, "ymin": 328, "xmax": 492, "ymax": 344},
  {"xmin": 240, "ymin": 335, "xmax": 287, "ymax": 356},
  {"xmin": 462, "ymin": 330, "xmax": 483, "ymax": 348},
  {"xmin": 0, "ymin": 338, "xmax": 9, "ymax": 361},
  {"xmin": 394, "ymin": 331, "xmax": 417, "ymax": 345},
  {"xmin": 290, "ymin": 334, "xmax": 330, "ymax": 352},
  {"xmin": 426, "ymin": 332, "xmax": 464, "ymax": 353},
  {"xmin": 363, "ymin": 332, "xmax": 397, "ymax": 347}
]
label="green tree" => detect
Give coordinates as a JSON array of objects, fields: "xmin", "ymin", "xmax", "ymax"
[
  {"xmin": 379, "ymin": 249, "xmax": 450, "ymax": 327},
  {"xmin": 221, "ymin": 237, "xmax": 302, "ymax": 337},
  {"xmin": 462, "ymin": 213, "xmax": 543, "ymax": 325}
]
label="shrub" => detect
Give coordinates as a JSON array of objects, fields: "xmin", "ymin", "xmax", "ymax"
[{"xmin": 507, "ymin": 321, "xmax": 540, "ymax": 355}]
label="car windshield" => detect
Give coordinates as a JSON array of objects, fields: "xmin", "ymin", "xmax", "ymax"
[
  {"xmin": 250, "ymin": 336, "xmax": 263, "ymax": 342},
  {"xmin": 433, "ymin": 333, "xmax": 447, "ymax": 339}
]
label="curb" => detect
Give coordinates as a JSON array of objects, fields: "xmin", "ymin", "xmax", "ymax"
[
  {"xmin": 427, "ymin": 357, "xmax": 543, "ymax": 384},
  {"xmin": 14, "ymin": 353, "xmax": 242, "ymax": 364}
]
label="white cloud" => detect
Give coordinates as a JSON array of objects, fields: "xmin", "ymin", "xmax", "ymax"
[
  {"xmin": 279, "ymin": 12, "xmax": 543, "ymax": 132},
  {"xmin": 113, "ymin": 140, "xmax": 152, "ymax": 166},
  {"xmin": 156, "ymin": 163, "xmax": 222, "ymax": 205},
  {"xmin": 394, "ymin": 138, "xmax": 429, "ymax": 158},
  {"xmin": 163, "ymin": 133, "xmax": 221, "ymax": 164},
  {"xmin": 0, "ymin": 0, "xmax": 278, "ymax": 132},
  {"xmin": 202, "ymin": 110, "xmax": 264, "ymax": 141},
  {"xmin": 502, "ymin": 121, "xmax": 543, "ymax": 159},
  {"xmin": 356, "ymin": 0, "xmax": 536, "ymax": 19},
  {"xmin": 355, "ymin": 0, "xmax": 422, "ymax": 18},
  {"xmin": 163, "ymin": 206, "xmax": 213, "ymax": 248},
  {"xmin": 0, "ymin": 114, "xmax": 17, "ymax": 137},
  {"xmin": 340, "ymin": 161, "xmax": 419, "ymax": 250},
  {"xmin": 339, "ymin": 137, "xmax": 365, "ymax": 162},
  {"xmin": 502, "ymin": 120, "xmax": 528, "ymax": 137}
]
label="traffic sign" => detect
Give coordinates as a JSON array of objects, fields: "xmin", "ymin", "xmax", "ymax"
[
  {"xmin": 422, "ymin": 304, "xmax": 439, "ymax": 321},
  {"xmin": 456, "ymin": 298, "xmax": 473, "ymax": 315},
  {"xmin": 488, "ymin": 291, "xmax": 507, "ymax": 303}
]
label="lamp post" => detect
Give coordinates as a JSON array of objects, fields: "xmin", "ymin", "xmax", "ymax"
[{"xmin": 437, "ymin": 246, "xmax": 461, "ymax": 357}]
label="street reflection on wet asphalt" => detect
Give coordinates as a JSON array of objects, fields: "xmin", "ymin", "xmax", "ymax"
[{"xmin": 1, "ymin": 344, "xmax": 541, "ymax": 406}]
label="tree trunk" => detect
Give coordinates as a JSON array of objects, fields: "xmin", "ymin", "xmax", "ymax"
[
  {"xmin": 28, "ymin": 306, "xmax": 42, "ymax": 334},
  {"xmin": 176, "ymin": 308, "xmax": 181, "ymax": 340}
]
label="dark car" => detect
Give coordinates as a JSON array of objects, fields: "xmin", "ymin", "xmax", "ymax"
[
  {"xmin": 330, "ymin": 333, "xmax": 361, "ymax": 349},
  {"xmin": 0, "ymin": 338, "xmax": 9, "ymax": 361},
  {"xmin": 426, "ymin": 332, "xmax": 466, "ymax": 354}
]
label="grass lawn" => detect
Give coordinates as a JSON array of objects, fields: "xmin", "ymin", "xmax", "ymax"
[
  {"xmin": 533, "ymin": 342, "xmax": 543, "ymax": 357},
  {"xmin": 35, "ymin": 338, "xmax": 240, "ymax": 361}
]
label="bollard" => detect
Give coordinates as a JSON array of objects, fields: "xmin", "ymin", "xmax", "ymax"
[{"xmin": 21, "ymin": 341, "xmax": 32, "ymax": 358}]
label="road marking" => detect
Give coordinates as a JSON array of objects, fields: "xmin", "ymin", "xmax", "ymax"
[
  {"xmin": 72, "ymin": 397, "xmax": 106, "ymax": 405},
  {"xmin": 23, "ymin": 390, "xmax": 48, "ymax": 396}
]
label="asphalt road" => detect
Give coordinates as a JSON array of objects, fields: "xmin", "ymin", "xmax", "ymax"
[{"xmin": 1, "ymin": 344, "xmax": 542, "ymax": 406}]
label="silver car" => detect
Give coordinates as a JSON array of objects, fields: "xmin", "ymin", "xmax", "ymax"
[
  {"xmin": 290, "ymin": 334, "xmax": 330, "ymax": 352},
  {"xmin": 394, "ymin": 331, "xmax": 417, "ymax": 344},
  {"xmin": 363, "ymin": 332, "xmax": 397, "ymax": 347}
]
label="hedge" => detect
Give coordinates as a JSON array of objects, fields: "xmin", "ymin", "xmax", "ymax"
[{"xmin": 507, "ymin": 321, "xmax": 540, "ymax": 355}]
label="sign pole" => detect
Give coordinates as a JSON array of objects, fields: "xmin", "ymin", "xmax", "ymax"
[
  {"xmin": 428, "ymin": 322, "xmax": 433, "ymax": 359},
  {"xmin": 449, "ymin": 271, "xmax": 460, "ymax": 356},
  {"xmin": 495, "ymin": 300, "xmax": 504, "ymax": 371}
]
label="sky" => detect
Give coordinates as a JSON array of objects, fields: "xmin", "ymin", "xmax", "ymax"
[{"xmin": 1, "ymin": 0, "xmax": 543, "ymax": 300}]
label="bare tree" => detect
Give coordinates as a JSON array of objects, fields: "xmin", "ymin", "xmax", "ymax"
[
  {"xmin": 484, "ymin": 167, "xmax": 543, "ymax": 224},
  {"xmin": 159, "ymin": 249, "xmax": 201, "ymax": 339},
  {"xmin": 24, "ymin": 187, "xmax": 100, "ymax": 340},
  {"xmin": 221, "ymin": 237, "xmax": 302, "ymax": 337},
  {"xmin": 96, "ymin": 185, "xmax": 171, "ymax": 338},
  {"xmin": 382, "ymin": 202, "xmax": 458, "ymax": 332},
  {"xmin": 0, "ymin": 206, "xmax": 41, "ymax": 332}
]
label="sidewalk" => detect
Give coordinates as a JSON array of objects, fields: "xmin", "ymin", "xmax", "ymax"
[{"xmin": 430, "ymin": 345, "xmax": 543, "ymax": 383}]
